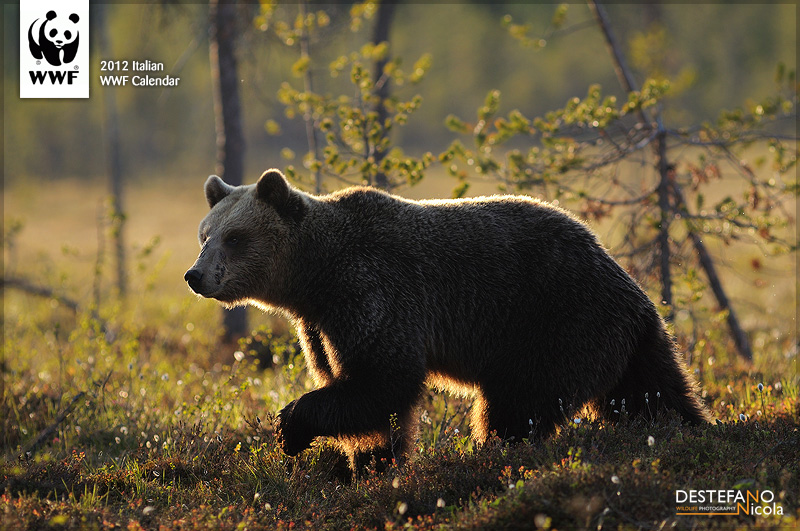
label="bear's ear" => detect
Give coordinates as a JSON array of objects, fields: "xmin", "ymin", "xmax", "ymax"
[
  {"xmin": 69, "ymin": 13, "xmax": 79, "ymax": 23},
  {"xmin": 205, "ymin": 175, "xmax": 235, "ymax": 209},
  {"xmin": 46, "ymin": 10, "xmax": 57, "ymax": 21},
  {"xmin": 256, "ymin": 169, "xmax": 290, "ymax": 208}
]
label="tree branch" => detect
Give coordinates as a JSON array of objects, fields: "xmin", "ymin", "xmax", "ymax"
[
  {"xmin": 671, "ymin": 185, "xmax": 754, "ymax": 360},
  {"xmin": 3, "ymin": 276, "xmax": 80, "ymax": 313},
  {"xmin": 588, "ymin": 0, "xmax": 753, "ymax": 358},
  {"xmin": 20, "ymin": 392, "xmax": 86, "ymax": 459}
]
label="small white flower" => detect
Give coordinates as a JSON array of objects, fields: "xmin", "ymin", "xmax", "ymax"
[
  {"xmin": 437, "ymin": 498, "xmax": 446, "ymax": 508},
  {"xmin": 397, "ymin": 502, "xmax": 408, "ymax": 515},
  {"xmin": 739, "ymin": 413, "xmax": 747, "ymax": 422},
  {"xmin": 573, "ymin": 417, "xmax": 581, "ymax": 425},
  {"xmin": 611, "ymin": 475, "xmax": 620, "ymax": 484},
  {"xmin": 143, "ymin": 506, "xmax": 155, "ymax": 515},
  {"xmin": 647, "ymin": 435, "xmax": 655, "ymax": 447},
  {"xmin": 757, "ymin": 383, "xmax": 764, "ymax": 393},
  {"xmin": 392, "ymin": 477, "xmax": 400, "ymax": 489},
  {"xmin": 234, "ymin": 351, "xmax": 245, "ymax": 362}
]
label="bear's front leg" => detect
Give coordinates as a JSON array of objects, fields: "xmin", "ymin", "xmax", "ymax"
[
  {"xmin": 275, "ymin": 373, "xmax": 425, "ymax": 458},
  {"xmin": 276, "ymin": 399, "xmax": 315, "ymax": 456}
]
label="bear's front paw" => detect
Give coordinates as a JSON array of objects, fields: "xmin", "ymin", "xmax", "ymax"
[{"xmin": 276, "ymin": 400, "xmax": 314, "ymax": 456}]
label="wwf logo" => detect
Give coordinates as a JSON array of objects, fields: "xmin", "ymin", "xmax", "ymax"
[{"xmin": 28, "ymin": 10, "xmax": 80, "ymax": 67}]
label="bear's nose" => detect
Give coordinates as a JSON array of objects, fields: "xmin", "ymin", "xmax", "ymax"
[{"xmin": 184, "ymin": 269, "xmax": 204, "ymax": 292}]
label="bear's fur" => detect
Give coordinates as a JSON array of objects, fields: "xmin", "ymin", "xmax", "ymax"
[
  {"xmin": 28, "ymin": 10, "xmax": 80, "ymax": 67},
  {"xmin": 186, "ymin": 169, "xmax": 710, "ymax": 470}
]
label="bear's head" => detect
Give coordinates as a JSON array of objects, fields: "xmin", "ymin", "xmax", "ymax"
[
  {"xmin": 185, "ymin": 169, "xmax": 306, "ymax": 309},
  {"xmin": 43, "ymin": 11, "xmax": 79, "ymax": 49}
]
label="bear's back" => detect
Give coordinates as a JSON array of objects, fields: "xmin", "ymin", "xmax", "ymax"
[{"xmin": 325, "ymin": 188, "xmax": 602, "ymax": 276}]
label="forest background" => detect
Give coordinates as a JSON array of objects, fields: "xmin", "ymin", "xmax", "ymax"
[{"xmin": 1, "ymin": 2, "xmax": 798, "ymax": 530}]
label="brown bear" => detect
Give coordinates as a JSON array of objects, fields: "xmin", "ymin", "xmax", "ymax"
[{"xmin": 185, "ymin": 169, "xmax": 710, "ymax": 470}]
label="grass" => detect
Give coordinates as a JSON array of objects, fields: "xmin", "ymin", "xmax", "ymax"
[{"xmin": 2, "ymin": 176, "xmax": 798, "ymax": 529}]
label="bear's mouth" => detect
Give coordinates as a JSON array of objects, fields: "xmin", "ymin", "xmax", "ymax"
[{"xmin": 188, "ymin": 282, "xmax": 233, "ymax": 302}]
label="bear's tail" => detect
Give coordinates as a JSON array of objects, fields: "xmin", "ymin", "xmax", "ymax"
[{"xmin": 600, "ymin": 315, "xmax": 712, "ymax": 425}]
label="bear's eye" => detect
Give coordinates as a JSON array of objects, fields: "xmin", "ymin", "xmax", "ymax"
[
  {"xmin": 225, "ymin": 236, "xmax": 240, "ymax": 246},
  {"xmin": 64, "ymin": 31, "xmax": 72, "ymax": 39},
  {"xmin": 49, "ymin": 29, "xmax": 58, "ymax": 38}
]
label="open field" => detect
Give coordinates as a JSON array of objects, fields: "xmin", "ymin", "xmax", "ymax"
[{"xmin": 2, "ymin": 175, "xmax": 798, "ymax": 529}]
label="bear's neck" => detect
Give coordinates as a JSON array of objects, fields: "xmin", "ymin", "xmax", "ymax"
[{"xmin": 270, "ymin": 197, "xmax": 344, "ymax": 322}]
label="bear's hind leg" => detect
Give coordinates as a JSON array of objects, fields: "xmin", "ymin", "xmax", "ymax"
[
  {"xmin": 598, "ymin": 319, "xmax": 710, "ymax": 425},
  {"xmin": 471, "ymin": 388, "xmax": 561, "ymax": 445}
]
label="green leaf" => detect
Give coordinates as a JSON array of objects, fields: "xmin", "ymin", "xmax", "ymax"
[
  {"xmin": 452, "ymin": 182, "xmax": 470, "ymax": 199},
  {"xmin": 552, "ymin": 4, "xmax": 569, "ymax": 29},
  {"xmin": 445, "ymin": 115, "xmax": 469, "ymax": 133}
]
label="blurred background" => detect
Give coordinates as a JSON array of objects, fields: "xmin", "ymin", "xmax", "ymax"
[{"xmin": 3, "ymin": 1, "xmax": 796, "ymax": 358}]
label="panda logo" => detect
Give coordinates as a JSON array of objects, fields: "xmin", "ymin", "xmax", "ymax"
[{"xmin": 28, "ymin": 10, "xmax": 80, "ymax": 67}]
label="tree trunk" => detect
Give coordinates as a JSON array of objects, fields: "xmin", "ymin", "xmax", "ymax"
[
  {"xmin": 298, "ymin": 0, "xmax": 322, "ymax": 194},
  {"xmin": 96, "ymin": 4, "xmax": 126, "ymax": 299},
  {"xmin": 655, "ymin": 129, "xmax": 674, "ymax": 321},
  {"xmin": 209, "ymin": 0, "xmax": 248, "ymax": 341},
  {"xmin": 371, "ymin": 1, "xmax": 396, "ymax": 191}
]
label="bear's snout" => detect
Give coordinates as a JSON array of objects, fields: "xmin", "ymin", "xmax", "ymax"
[{"xmin": 184, "ymin": 269, "xmax": 204, "ymax": 294}]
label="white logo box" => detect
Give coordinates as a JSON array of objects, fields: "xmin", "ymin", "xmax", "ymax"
[{"xmin": 20, "ymin": 0, "xmax": 89, "ymax": 99}]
